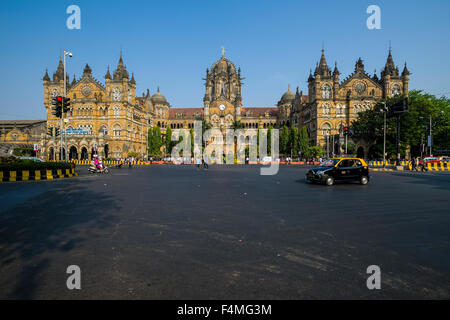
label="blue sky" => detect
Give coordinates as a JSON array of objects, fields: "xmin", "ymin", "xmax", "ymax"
[{"xmin": 0, "ymin": 0, "xmax": 449, "ymax": 119}]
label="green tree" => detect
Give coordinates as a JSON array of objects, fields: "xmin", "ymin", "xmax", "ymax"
[
  {"xmin": 148, "ymin": 126, "xmax": 162, "ymax": 156},
  {"xmin": 290, "ymin": 127, "xmax": 299, "ymax": 157},
  {"xmin": 231, "ymin": 120, "xmax": 244, "ymax": 130},
  {"xmin": 280, "ymin": 125, "xmax": 290, "ymax": 155},
  {"xmin": 165, "ymin": 127, "xmax": 173, "ymax": 155},
  {"xmin": 306, "ymin": 146, "xmax": 324, "ymax": 159},
  {"xmin": 351, "ymin": 90, "xmax": 450, "ymax": 158},
  {"xmin": 267, "ymin": 125, "xmax": 273, "ymax": 155},
  {"xmin": 298, "ymin": 126, "xmax": 309, "ymax": 158},
  {"xmin": 346, "ymin": 142, "xmax": 357, "ymax": 155},
  {"xmin": 189, "ymin": 128, "xmax": 194, "ymax": 157}
]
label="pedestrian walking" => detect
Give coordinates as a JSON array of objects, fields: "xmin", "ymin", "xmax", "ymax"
[{"xmin": 203, "ymin": 156, "xmax": 209, "ymax": 169}]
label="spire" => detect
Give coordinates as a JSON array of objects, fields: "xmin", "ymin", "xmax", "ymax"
[
  {"xmin": 319, "ymin": 49, "xmax": 330, "ymax": 73},
  {"xmin": 113, "ymin": 52, "xmax": 129, "ymax": 80},
  {"xmin": 105, "ymin": 65, "xmax": 111, "ymax": 80},
  {"xmin": 313, "ymin": 49, "xmax": 331, "ymax": 78},
  {"xmin": 221, "ymin": 46, "xmax": 225, "ymax": 58},
  {"xmin": 71, "ymin": 74, "xmax": 77, "ymax": 86},
  {"xmin": 157, "ymin": 86, "xmax": 160, "ymax": 93},
  {"xmin": 308, "ymin": 69, "xmax": 314, "ymax": 82},
  {"xmin": 53, "ymin": 56, "xmax": 64, "ymax": 81},
  {"xmin": 402, "ymin": 62, "xmax": 410, "ymax": 77},
  {"xmin": 146, "ymin": 88, "xmax": 150, "ymax": 98},
  {"xmin": 83, "ymin": 63, "xmax": 92, "ymax": 76},
  {"xmin": 333, "ymin": 61, "xmax": 340, "ymax": 76},
  {"xmin": 288, "ymin": 84, "xmax": 291, "ymax": 91},
  {"xmin": 130, "ymin": 72, "xmax": 136, "ymax": 85},
  {"xmin": 43, "ymin": 68, "xmax": 50, "ymax": 81},
  {"xmin": 355, "ymin": 57, "xmax": 365, "ymax": 73},
  {"xmin": 372, "ymin": 69, "xmax": 379, "ymax": 82},
  {"xmin": 382, "ymin": 47, "xmax": 397, "ymax": 77}
]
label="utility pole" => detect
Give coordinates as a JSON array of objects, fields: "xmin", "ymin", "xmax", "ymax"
[
  {"xmin": 380, "ymin": 102, "xmax": 387, "ymax": 166},
  {"xmin": 63, "ymin": 52, "xmax": 67, "ymax": 162},
  {"xmin": 63, "ymin": 50, "xmax": 72, "ymax": 162},
  {"xmin": 396, "ymin": 114, "xmax": 401, "ymax": 165},
  {"xmin": 429, "ymin": 115, "xmax": 432, "ymax": 156}
]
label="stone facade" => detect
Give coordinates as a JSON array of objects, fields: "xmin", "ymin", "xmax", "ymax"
[
  {"xmin": 286, "ymin": 48, "xmax": 410, "ymax": 157},
  {"xmin": 42, "ymin": 54, "xmax": 152, "ymax": 160},
  {"xmin": 0, "ymin": 48, "xmax": 410, "ymax": 160}
]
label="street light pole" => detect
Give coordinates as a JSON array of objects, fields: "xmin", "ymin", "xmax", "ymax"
[
  {"xmin": 63, "ymin": 52, "xmax": 67, "ymax": 162},
  {"xmin": 380, "ymin": 102, "xmax": 387, "ymax": 166},
  {"xmin": 63, "ymin": 50, "xmax": 72, "ymax": 162},
  {"xmin": 429, "ymin": 115, "xmax": 432, "ymax": 156}
]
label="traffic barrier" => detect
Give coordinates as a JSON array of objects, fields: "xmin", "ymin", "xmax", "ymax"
[
  {"xmin": 369, "ymin": 160, "xmax": 390, "ymax": 167},
  {"xmin": 407, "ymin": 162, "xmax": 450, "ymax": 172},
  {"xmin": 0, "ymin": 168, "xmax": 77, "ymax": 182}
]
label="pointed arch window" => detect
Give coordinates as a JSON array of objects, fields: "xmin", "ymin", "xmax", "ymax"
[{"xmin": 321, "ymin": 84, "xmax": 332, "ymax": 99}]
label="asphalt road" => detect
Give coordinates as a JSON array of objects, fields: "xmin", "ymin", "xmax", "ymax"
[{"xmin": 0, "ymin": 165, "xmax": 449, "ymax": 299}]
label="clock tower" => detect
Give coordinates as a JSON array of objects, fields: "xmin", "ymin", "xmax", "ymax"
[{"xmin": 203, "ymin": 48, "xmax": 243, "ymax": 129}]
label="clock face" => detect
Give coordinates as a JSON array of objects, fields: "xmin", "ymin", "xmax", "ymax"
[
  {"xmin": 354, "ymin": 82, "xmax": 366, "ymax": 94},
  {"xmin": 219, "ymin": 104, "xmax": 226, "ymax": 111},
  {"xmin": 112, "ymin": 87, "xmax": 121, "ymax": 101},
  {"xmin": 50, "ymin": 88, "xmax": 59, "ymax": 98}
]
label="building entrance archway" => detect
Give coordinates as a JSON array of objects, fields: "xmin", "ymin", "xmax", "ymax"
[{"xmin": 69, "ymin": 146, "xmax": 78, "ymax": 160}]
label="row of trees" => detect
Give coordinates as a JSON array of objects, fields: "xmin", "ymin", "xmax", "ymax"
[
  {"xmin": 148, "ymin": 121, "xmax": 324, "ymax": 160},
  {"xmin": 351, "ymin": 90, "xmax": 450, "ymax": 158}
]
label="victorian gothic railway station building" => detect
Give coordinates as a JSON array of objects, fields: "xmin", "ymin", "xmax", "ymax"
[{"xmin": 0, "ymin": 48, "xmax": 410, "ymax": 160}]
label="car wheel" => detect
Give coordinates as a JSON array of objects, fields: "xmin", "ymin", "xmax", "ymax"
[
  {"xmin": 325, "ymin": 176, "xmax": 334, "ymax": 186},
  {"xmin": 360, "ymin": 176, "xmax": 368, "ymax": 185}
]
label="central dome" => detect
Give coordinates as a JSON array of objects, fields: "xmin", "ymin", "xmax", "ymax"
[{"xmin": 210, "ymin": 48, "xmax": 237, "ymax": 75}]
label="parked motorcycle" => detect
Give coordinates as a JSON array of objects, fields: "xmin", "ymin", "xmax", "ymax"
[{"xmin": 88, "ymin": 164, "xmax": 109, "ymax": 174}]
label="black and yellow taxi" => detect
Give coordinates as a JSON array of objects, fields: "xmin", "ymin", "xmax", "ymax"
[{"xmin": 306, "ymin": 158, "xmax": 370, "ymax": 186}]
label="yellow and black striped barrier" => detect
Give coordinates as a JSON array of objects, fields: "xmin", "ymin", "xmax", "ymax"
[
  {"xmin": 406, "ymin": 162, "xmax": 450, "ymax": 172},
  {"xmin": 371, "ymin": 168, "xmax": 394, "ymax": 172},
  {"xmin": 0, "ymin": 168, "xmax": 78, "ymax": 182}
]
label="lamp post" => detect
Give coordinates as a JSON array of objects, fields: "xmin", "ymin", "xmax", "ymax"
[
  {"xmin": 63, "ymin": 50, "xmax": 72, "ymax": 162},
  {"xmin": 420, "ymin": 111, "xmax": 444, "ymax": 157},
  {"xmin": 380, "ymin": 102, "xmax": 387, "ymax": 166}
]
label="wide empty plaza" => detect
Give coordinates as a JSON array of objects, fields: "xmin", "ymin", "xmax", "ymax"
[{"xmin": 0, "ymin": 165, "xmax": 449, "ymax": 299}]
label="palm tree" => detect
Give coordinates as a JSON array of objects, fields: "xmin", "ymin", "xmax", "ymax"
[{"xmin": 231, "ymin": 120, "xmax": 244, "ymax": 130}]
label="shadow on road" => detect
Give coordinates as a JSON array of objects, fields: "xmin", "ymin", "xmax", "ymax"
[
  {"xmin": 391, "ymin": 172, "xmax": 450, "ymax": 191},
  {"xmin": 0, "ymin": 179, "xmax": 120, "ymax": 299}
]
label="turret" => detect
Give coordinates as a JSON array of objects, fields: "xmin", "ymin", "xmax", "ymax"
[
  {"xmin": 43, "ymin": 69, "xmax": 50, "ymax": 82},
  {"xmin": 402, "ymin": 63, "xmax": 410, "ymax": 95}
]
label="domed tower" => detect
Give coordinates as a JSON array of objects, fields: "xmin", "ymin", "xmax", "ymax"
[
  {"xmin": 277, "ymin": 84, "xmax": 295, "ymax": 127},
  {"xmin": 204, "ymin": 47, "xmax": 243, "ymax": 128},
  {"xmin": 152, "ymin": 86, "xmax": 170, "ymax": 128}
]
